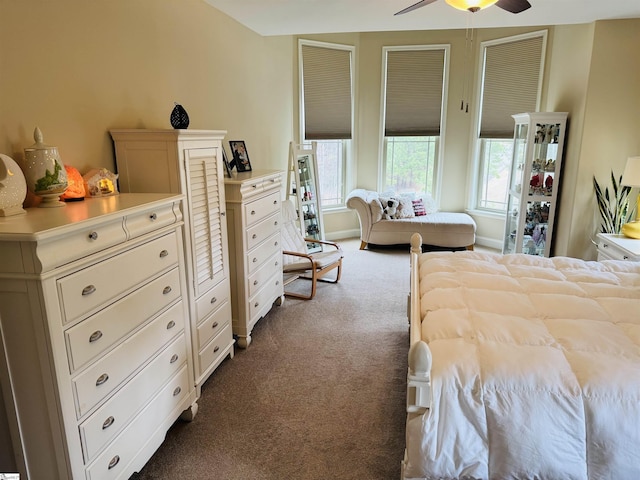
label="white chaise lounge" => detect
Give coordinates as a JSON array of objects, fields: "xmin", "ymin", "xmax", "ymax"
[{"xmin": 346, "ymin": 189, "xmax": 476, "ymax": 250}]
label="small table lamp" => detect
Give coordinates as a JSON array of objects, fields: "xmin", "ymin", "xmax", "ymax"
[{"xmin": 621, "ymin": 156, "xmax": 640, "ymax": 239}]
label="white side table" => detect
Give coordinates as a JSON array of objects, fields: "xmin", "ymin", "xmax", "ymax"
[{"xmin": 596, "ymin": 233, "xmax": 640, "ymax": 262}]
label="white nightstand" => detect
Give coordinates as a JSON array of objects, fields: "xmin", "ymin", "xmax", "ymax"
[{"xmin": 596, "ymin": 233, "xmax": 640, "ymax": 262}]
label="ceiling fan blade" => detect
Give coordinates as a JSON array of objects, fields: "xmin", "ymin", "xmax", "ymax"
[
  {"xmin": 495, "ymin": 0, "xmax": 531, "ymax": 14},
  {"xmin": 394, "ymin": 0, "xmax": 439, "ymax": 16}
]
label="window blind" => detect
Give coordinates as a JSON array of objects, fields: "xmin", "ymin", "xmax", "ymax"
[
  {"xmin": 479, "ymin": 35, "xmax": 545, "ymax": 138},
  {"xmin": 384, "ymin": 48, "xmax": 446, "ymax": 137},
  {"xmin": 301, "ymin": 44, "xmax": 352, "ymax": 140}
]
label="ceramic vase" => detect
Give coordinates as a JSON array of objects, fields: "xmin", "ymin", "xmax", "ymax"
[
  {"xmin": 170, "ymin": 103, "xmax": 190, "ymax": 129},
  {"xmin": 0, "ymin": 153, "xmax": 27, "ymax": 216},
  {"xmin": 23, "ymin": 127, "xmax": 68, "ymax": 207}
]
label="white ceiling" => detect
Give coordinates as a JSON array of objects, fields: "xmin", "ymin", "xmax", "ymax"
[{"xmin": 204, "ymin": 0, "xmax": 640, "ymax": 36}]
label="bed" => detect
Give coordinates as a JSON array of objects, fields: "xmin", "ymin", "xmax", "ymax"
[{"xmin": 403, "ymin": 233, "xmax": 640, "ymax": 480}]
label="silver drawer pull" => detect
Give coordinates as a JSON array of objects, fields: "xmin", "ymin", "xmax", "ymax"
[
  {"xmin": 166, "ymin": 320, "xmax": 176, "ymax": 329},
  {"xmin": 276, "ymin": 280, "xmax": 280, "ymax": 285},
  {"xmin": 89, "ymin": 330, "xmax": 103, "ymax": 343},
  {"xmin": 623, "ymin": 255, "xmax": 629, "ymax": 260},
  {"xmin": 274, "ymin": 221, "xmax": 278, "ymax": 226},
  {"xmin": 251, "ymin": 210, "xmax": 256, "ymax": 215},
  {"xmin": 96, "ymin": 373, "xmax": 109, "ymax": 386},
  {"xmin": 108, "ymin": 455, "xmax": 120, "ymax": 470},
  {"xmin": 603, "ymin": 243, "xmax": 609, "ymax": 248},
  {"xmin": 159, "ymin": 249, "xmax": 169, "ymax": 258},
  {"xmin": 274, "ymin": 261, "xmax": 279, "ymax": 267},
  {"xmin": 252, "ymin": 257, "xmax": 257, "ymax": 263},
  {"xmin": 170, "ymin": 353, "xmax": 179, "ymax": 364},
  {"xmin": 252, "ymin": 234, "xmax": 257, "ymax": 239},
  {"xmin": 254, "ymin": 302, "xmax": 259, "ymax": 308},
  {"xmin": 88, "ymin": 231, "xmax": 98, "ymax": 241},
  {"xmin": 210, "ymin": 296, "xmax": 217, "ymax": 304},
  {"xmin": 212, "ymin": 321, "xmax": 219, "ymax": 329},
  {"xmin": 173, "ymin": 386, "xmax": 182, "ymax": 397},
  {"xmin": 149, "ymin": 212, "xmax": 157, "ymax": 220},
  {"xmin": 273, "ymin": 200, "xmax": 277, "ymax": 204},
  {"xmin": 82, "ymin": 285, "xmax": 96, "ymax": 296},
  {"xmin": 214, "ymin": 346, "xmax": 220, "ymax": 353},
  {"xmin": 253, "ymin": 280, "xmax": 258, "ymax": 286},
  {"xmin": 102, "ymin": 416, "xmax": 115, "ymax": 430},
  {"xmin": 163, "ymin": 286, "xmax": 172, "ymax": 295},
  {"xmin": 274, "ymin": 241, "xmax": 279, "ymax": 247},
  {"xmin": 252, "ymin": 184, "xmax": 257, "ymax": 189}
]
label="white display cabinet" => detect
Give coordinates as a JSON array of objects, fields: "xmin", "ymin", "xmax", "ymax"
[{"xmin": 503, "ymin": 112, "xmax": 568, "ymax": 257}]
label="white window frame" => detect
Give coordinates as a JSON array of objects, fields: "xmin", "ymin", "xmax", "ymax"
[
  {"xmin": 298, "ymin": 39, "xmax": 355, "ymax": 211},
  {"xmin": 379, "ymin": 44, "xmax": 449, "ymax": 204},
  {"xmin": 468, "ymin": 31, "xmax": 547, "ymax": 216}
]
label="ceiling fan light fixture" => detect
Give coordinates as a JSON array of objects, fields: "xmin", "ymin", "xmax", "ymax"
[{"xmin": 445, "ymin": 0, "xmax": 499, "ymax": 12}]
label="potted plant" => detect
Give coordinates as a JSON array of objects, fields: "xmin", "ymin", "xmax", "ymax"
[{"xmin": 593, "ymin": 170, "xmax": 634, "ymax": 234}]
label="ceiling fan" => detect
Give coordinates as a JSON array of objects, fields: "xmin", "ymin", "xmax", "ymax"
[{"xmin": 395, "ymin": 0, "xmax": 531, "ymax": 15}]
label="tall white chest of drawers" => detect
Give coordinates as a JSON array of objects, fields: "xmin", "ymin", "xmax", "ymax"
[
  {"xmin": 224, "ymin": 170, "xmax": 285, "ymax": 348},
  {"xmin": 110, "ymin": 129, "xmax": 234, "ymax": 395},
  {"xmin": 0, "ymin": 194, "xmax": 197, "ymax": 480}
]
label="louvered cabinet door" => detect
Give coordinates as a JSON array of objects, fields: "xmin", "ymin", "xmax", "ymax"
[{"xmin": 184, "ymin": 147, "xmax": 228, "ymax": 297}]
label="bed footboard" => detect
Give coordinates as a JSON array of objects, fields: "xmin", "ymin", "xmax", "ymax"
[{"xmin": 406, "ymin": 233, "xmax": 431, "ymax": 415}]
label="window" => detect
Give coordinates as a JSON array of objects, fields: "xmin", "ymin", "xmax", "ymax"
[
  {"xmin": 299, "ymin": 40, "xmax": 354, "ymax": 208},
  {"xmin": 473, "ymin": 31, "xmax": 547, "ymax": 213},
  {"xmin": 381, "ymin": 46, "xmax": 448, "ymax": 198}
]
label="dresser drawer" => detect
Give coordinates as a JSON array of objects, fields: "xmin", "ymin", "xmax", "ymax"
[
  {"xmin": 195, "ymin": 280, "xmax": 230, "ymax": 325},
  {"xmin": 248, "ymin": 276, "xmax": 283, "ymax": 323},
  {"xmin": 246, "ymin": 212, "xmax": 281, "ymax": 251},
  {"xmin": 58, "ymin": 232, "xmax": 180, "ymax": 324},
  {"xmin": 72, "ymin": 301, "xmax": 185, "ymax": 418},
  {"xmin": 198, "ymin": 322, "xmax": 233, "ymax": 373},
  {"xmin": 79, "ymin": 334, "xmax": 187, "ymax": 462},
  {"xmin": 247, "ymin": 252, "xmax": 282, "ymax": 298},
  {"xmin": 85, "ymin": 365, "xmax": 190, "ymax": 480},
  {"xmin": 65, "ymin": 268, "xmax": 182, "ymax": 372},
  {"xmin": 40, "ymin": 217, "xmax": 127, "ymax": 269},
  {"xmin": 246, "ymin": 232, "xmax": 281, "ymax": 275},
  {"xmin": 244, "ymin": 191, "xmax": 281, "ymax": 227},
  {"xmin": 197, "ymin": 300, "xmax": 231, "ymax": 352},
  {"xmin": 125, "ymin": 202, "xmax": 177, "ymax": 239}
]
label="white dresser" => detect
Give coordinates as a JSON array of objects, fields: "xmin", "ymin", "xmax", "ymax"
[
  {"xmin": 110, "ymin": 129, "xmax": 234, "ymax": 395},
  {"xmin": 0, "ymin": 193, "xmax": 196, "ymax": 480},
  {"xmin": 596, "ymin": 233, "xmax": 640, "ymax": 261},
  {"xmin": 224, "ymin": 170, "xmax": 284, "ymax": 348}
]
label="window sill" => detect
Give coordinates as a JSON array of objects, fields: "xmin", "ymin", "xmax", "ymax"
[{"xmin": 465, "ymin": 208, "xmax": 506, "ymax": 220}]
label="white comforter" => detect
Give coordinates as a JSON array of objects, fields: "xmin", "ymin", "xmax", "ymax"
[{"xmin": 405, "ymin": 251, "xmax": 640, "ymax": 480}]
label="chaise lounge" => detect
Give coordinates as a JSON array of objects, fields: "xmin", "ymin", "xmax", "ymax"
[{"xmin": 346, "ymin": 189, "xmax": 476, "ymax": 250}]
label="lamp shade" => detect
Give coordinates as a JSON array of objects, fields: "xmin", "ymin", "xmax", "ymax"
[
  {"xmin": 445, "ymin": 0, "xmax": 499, "ymax": 11},
  {"xmin": 622, "ymin": 156, "xmax": 640, "ymax": 187}
]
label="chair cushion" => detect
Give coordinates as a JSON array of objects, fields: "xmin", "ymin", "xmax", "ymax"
[{"xmin": 283, "ymin": 249, "xmax": 343, "ymax": 272}]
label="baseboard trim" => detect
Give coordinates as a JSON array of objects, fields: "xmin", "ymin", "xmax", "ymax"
[
  {"xmin": 326, "ymin": 228, "xmax": 360, "ymax": 242},
  {"xmin": 475, "ymin": 235, "xmax": 502, "ymax": 251}
]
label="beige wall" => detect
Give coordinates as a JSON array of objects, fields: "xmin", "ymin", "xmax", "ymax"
[{"xmin": 0, "ymin": 0, "xmax": 294, "ymax": 175}]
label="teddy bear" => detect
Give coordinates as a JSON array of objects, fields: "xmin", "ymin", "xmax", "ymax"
[{"xmin": 380, "ymin": 196, "xmax": 400, "ymax": 220}]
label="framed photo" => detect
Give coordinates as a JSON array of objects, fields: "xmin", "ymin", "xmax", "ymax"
[
  {"xmin": 221, "ymin": 146, "xmax": 233, "ymax": 178},
  {"xmin": 229, "ymin": 140, "xmax": 252, "ymax": 172}
]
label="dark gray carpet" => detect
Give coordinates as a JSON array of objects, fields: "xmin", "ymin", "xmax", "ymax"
[{"xmin": 133, "ymin": 241, "xmax": 410, "ymax": 479}]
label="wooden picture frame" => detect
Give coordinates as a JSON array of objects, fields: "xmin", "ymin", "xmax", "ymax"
[
  {"xmin": 222, "ymin": 146, "xmax": 233, "ymax": 178},
  {"xmin": 229, "ymin": 140, "xmax": 252, "ymax": 172}
]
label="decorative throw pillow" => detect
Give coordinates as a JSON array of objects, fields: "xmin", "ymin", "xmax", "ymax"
[
  {"xmin": 422, "ymin": 194, "xmax": 438, "ymax": 214},
  {"xmin": 412, "ymin": 198, "xmax": 427, "ymax": 216},
  {"xmin": 396, "ymin": 195, "xmax": 415, "ymax": 218}
]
